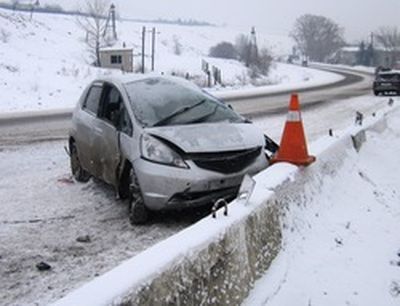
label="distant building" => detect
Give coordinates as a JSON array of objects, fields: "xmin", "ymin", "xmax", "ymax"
[
  {"xmin": 99, "ymin": 48, "xmax": 133, "ymax": 72},
  {"xmin": 330, "ymin": 45, "xmax": 397, "ymax": 68},
  {"xmin": 329, "ymin": 46, "xmax": 359, "ymax": 66}
]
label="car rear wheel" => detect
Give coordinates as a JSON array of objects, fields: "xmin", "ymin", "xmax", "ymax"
[
  {"xmin": 70, "ymin": 142, "xmax": 90, "ymax": 182},
  {"xmin": 374, "ymin": 90, "xmax": 380, "ymax": 96},
  {"xmin": 129, "ymin": 168, "xmax": 150, "ymax": 225}
]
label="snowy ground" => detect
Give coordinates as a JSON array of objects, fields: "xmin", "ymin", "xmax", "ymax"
[
  {"xmin": 0, "ymin": 8, "xmax": 340, "ymax": 114},
  {"xmin": 0, "ymin": 94, "xmax": 397, "ymax": 305},
  {"xmin": 245, "ymin": 106, "xmax": 400, "ymax": 306},
  {"xmin": 0, "ymin": 141, "xmax": 205, "ymax": 305}
]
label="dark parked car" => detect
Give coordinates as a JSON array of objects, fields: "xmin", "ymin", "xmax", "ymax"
[
  {"xmin": 373, "ymin": 70, "xmax": 400, "ymax": 96},
  {"xmin": 69, "ymin": 75, "xmax": 272, "ymax": 224}
]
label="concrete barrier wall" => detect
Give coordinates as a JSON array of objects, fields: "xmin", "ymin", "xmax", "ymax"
[
  {"xmin": 127, "ymin": 203, "xmax": 281, "ymax": 306},
  {"xmin": 53, "ymin": 112, "xmax": 390, "ymax": 306}
]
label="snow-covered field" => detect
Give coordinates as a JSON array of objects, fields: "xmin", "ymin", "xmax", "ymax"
[
  {"xmin": 0, "ymin": 94, "xmax": 397, "ymax": 305},
  {"xmin": 0, "ymin": 8, "xmax": 341, "ymax": 114},
  {"xmin": 245, "ymin": 106, "xmax": 400, "ymax": 306}
]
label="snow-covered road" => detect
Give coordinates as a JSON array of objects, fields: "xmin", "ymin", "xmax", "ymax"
[{"xmin": 0, "ymin": 94, "xmax": 397, "ymax": 305}]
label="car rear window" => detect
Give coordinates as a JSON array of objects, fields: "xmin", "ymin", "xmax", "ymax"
[{"xmin": 377, "ymin": 73, "xmax": 400, "ymax": 81}]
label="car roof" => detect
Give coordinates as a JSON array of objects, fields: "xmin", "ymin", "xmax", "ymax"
[
  {"xmin": 94, "ymin": 73, "xmax": 153, "ymax": 86},
  {"xmin": 91, "ymin": 74, "xmax": 196, "ymax": 89}
]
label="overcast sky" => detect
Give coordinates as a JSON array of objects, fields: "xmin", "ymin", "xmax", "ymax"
[{"xmin": 40, "ymin": 0, "xmax": 399, "ymax": 42}]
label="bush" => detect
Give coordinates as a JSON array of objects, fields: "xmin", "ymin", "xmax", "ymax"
[
  {"xmin": 209, "ymin": 42, "xmax": 237, "ymax": 59},
  {"xmin": 256, "ymin": 47, "xmax": 273, "ymax": 75}
]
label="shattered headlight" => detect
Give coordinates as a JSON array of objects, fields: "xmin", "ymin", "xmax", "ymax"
[{"xmin": 140, "ymin": 134, "xmax": 189, "ymax": 169}]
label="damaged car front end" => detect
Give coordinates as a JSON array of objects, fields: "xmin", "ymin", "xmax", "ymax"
[
  {"xmin": 135, "ymin": 123, "xmax": 268, "ymax": 211},
  {"xmin": 69, "ymin": 76, "xmax": 274, "ymax": 224}
]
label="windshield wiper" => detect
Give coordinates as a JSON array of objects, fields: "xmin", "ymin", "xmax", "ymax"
[
  {"xmin": 152, "ymin": 99, "xmax": 207, "ymax": 127},
  {"xmin": 188, "ymin": 104, "xmax": 220, "ymax": 124}
]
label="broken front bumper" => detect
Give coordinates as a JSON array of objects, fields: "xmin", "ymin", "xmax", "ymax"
[{"xmin": 133, "ymin": 153, "xmax": 267, "ymax": 211}]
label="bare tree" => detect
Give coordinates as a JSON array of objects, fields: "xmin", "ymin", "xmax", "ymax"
[
  {"xmin": 172, "ymin": 35, "xmax": 182, "ymax": 55},
  {"xmin": 375, "ymin": 26, "xmax": 400, "ymax": 67},
  {"xmin": 235, "ymin": 34, "xmax": 252, "ymax": 67},
  {"xmin": 11, "ymin": 0, "xmax": 19, "ymax": 11},
  {"xmin": 234, "ymin": 32, "xmax": 272, "ymax": 78},
  {"xmin": 290, "ymin": 14, "xmax": 345, "ymax": 62},
  {"xmin": 77, "ymin": 0, "xmax": 112, "ymax": 66}
]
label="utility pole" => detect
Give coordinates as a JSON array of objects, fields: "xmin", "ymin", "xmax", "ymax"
[
  {"xmin": 110, "ymin": 3, "xmax": 117, "ymax": 40},
  {"xmin": 249, "ymin": 26, "xmax": 258, "ymax": 65},
  {"xmin": 151, "ymin": 27, "xmax": 156, "ymax": 71},
  {"xmin": 141, "ymin": 26, "xmax": 146, "ymax": 73},
  {"xmin": 370, "ymin": 32, "xmax": 374, "ymax": 47},
  {"xmin": 150, "ymin": 28, "xmax": 160, "ymax": 71},
  {"xmin": 103, "ymin": 4, "xmax": 117, "ymax": 40},
  {"xmin": 370, "ymin": 32, "xmax": 375, "ymax": 67}
]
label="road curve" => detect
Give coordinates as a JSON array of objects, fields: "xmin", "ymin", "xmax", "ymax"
[
  {"xmin": 227, "ymin": 66, "xmax": 372, "ymax": 118},
  {"xmin": 0, "ymin": 66, "xmax": 373, "ymax": 145}
]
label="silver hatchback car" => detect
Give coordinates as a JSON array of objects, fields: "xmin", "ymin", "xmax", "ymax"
[{"xmin": 69, "ymin": 75, "xmax": 271, "ymax": 224}]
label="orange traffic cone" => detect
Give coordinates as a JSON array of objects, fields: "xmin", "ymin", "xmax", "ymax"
[{"xmin": 270, "ymin": 94, "xmax": 316, "ymax": 166}]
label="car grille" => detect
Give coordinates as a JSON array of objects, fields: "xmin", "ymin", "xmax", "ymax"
[{"xmin": 187, "ymin": 147, "xmax": 262, "ymax": 174}]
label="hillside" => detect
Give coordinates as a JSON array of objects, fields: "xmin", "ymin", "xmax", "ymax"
[{"xmin": 0, "ymin": 9, "xmax": 332, "ymax": 113}]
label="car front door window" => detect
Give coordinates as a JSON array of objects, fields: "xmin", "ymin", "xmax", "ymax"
[
  {"xmin": 83, "ymin": 84, "xmax": 102, "ymax": 116},
  {"xmin": 100, "ymin": 85, "xmax": 133, "ymax": 136},
  {"xmin": 100, "ymin": 86, "xmax": 121, "ymax": 125}
]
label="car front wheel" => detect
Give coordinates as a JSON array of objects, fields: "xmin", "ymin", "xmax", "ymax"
[
  {"xmin": 70, "ymin": 142, "xmax": 90, "ymax": 182},
  {"xmin": 129, "ymin": 168, "xmax": 150, "ymax": 225}
]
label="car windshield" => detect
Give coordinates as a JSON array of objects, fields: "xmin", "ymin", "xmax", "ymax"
[{"xmin": 124, "ymin": 77, "xmax": 243, "ymax": 127}]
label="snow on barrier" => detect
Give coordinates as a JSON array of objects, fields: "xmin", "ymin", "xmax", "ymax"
[{"xmin": 52, "ymin": 108, "xmax": 394, "ymax": 306}]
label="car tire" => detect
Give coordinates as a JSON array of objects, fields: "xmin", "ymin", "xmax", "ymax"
[
  {"xmin": 374, "ymin": 90, "xmax": 379, "ymax": 96},
  {"xmin": 129, "ymin": 168, "xmax": 149, "ymax": 225},
  {"xmin": 70, "ymin": 142, "xmax": 90, "ymax": 182}
]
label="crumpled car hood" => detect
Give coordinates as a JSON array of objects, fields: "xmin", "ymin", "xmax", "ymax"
[{"xmin": 145, "ymin": 123, "xmax": 265, "ymax": 153}]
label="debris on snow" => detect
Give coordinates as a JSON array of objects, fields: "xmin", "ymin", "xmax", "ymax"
[
  {"xmin": 36, "ymin": 262, "xmax": 52, "ymax": 272},
  {"xmin": 76, "ymin": 235, "xmax": 91, "ymax": 244}
]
